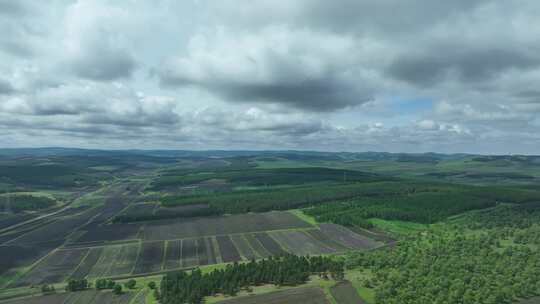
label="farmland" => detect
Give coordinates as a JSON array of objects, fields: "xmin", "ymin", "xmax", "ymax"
[
  {"xmin": 1, "ymin": 150, "xmax": 540, "ymax": 303},
  {"xmin": 216, "ymin": 287, "xmax": 330, "ymax": 304}
]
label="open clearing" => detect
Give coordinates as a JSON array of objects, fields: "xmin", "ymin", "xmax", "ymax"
[{"xmin": 330, "ymin": 281, "xmax": 365, "ymax": 304}]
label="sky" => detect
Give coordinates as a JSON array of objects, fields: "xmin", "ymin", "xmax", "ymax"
[{"xmin": 0, "ymin": 0, "xmax": 539, "ymax": 154}]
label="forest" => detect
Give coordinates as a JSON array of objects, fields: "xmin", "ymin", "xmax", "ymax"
[
  {"xmin": 158, "ymin": 255, "xmax": 344, "ymax": 304},
  {"xmin": 345, "ymin": 203, "xmax": 540, "ymax": 304}
]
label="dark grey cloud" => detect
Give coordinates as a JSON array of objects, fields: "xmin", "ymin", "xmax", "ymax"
[
  {"xmin": 387, "ymin": 48, "xmax": 540, "ymax": 86},
  {"xmin": 70, "ymin": 48, "xmax": 137, "ymax": 81},
  {"xmin": 0, "ymin": 79, "xmax": 14, "ymax": 95},
  {"xmin": 161, "ymin": 76, "xmax": 370, "ymax": 112},
  {"xmin": 0, "ymin": 0, "xmax": 31, "ymax": 17}
]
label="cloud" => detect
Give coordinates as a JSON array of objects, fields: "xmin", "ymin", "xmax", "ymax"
[
  {"xmin": 0, "ymin": 79, "xmax": 15, "ymax": 95},
  {"xmin": 158, "ymin": 26, "xmax": 373, "ymax": 111},
  {"xmin": 61, "ymin": 0, "xmax": 138, "ymax": 81},
  {"xmin": 387, "ymin": 48, "xmax": 540, "ymax": 86},
  {"xmin": 1, "ymin": 0, "xmax": 540, "ymax": 153}
]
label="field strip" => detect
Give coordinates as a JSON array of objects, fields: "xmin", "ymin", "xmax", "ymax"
[
  {"xmin": 129, "ymin": 240, "xmax": 143, "ymax": 275},
  {"xmin": 240, "ymin": 234, "xmax": 263, "ymax": 259},
  {"xmin": 195, "ymin": 238, "xmax": 200, "ymax": 265},
  {"xmin": 105, "ymin": 245, "xmax": 124, "ymax": 276},
  {"xmin": 67, "ymin": 248, "xmax": 91, "ymax": 280},
  {"xmin": 302, "ymin": 230, "xmax": 338, "ymax": 253},
  {"xmin": 266, "ymin": 232, "xmax": 290, "ymax": 254},
  {"xmin": 210, "ymin": 237, "xmax": 223, "ymax": 264},
  {"xmin": 160, "ymin": 240, "xmax": 169, "ymax": 271}
]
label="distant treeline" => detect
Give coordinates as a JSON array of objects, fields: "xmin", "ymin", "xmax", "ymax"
[
  {"xmin": 149, "ymin": 167, "xmax": 386, "ymax": 190},
  {"xmin": 159, "ymin": 255, "xmax": 344, "ymax": 304},
  {"xmin": 0, "ymin": 194, "xmax": 56, "ymax": 213},
  {"xmin": 160, "ymin": 181, "xmax": 429, "ymax": 213}
]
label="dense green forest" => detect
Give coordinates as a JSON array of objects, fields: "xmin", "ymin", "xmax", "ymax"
[
  {"xmin": 346, "ymin": 203, "xmax": 540, "ymax": 304},
  {"xmin": 159, "ymin": 255, "xmax": 344, "ymax": 304}
]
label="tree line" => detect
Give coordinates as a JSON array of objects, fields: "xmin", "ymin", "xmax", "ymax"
[{"xmin": 159, "ymin": 254, "xmax": 344, "ymax": 304}]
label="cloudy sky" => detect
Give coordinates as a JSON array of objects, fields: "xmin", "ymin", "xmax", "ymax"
[{"xmin": 1, "ymin": 0, "xmax": 539, "ymax": 154}]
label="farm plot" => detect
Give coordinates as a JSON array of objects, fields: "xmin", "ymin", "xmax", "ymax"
[
  {"xmin": 216, "ymin": 286, "xmax": 330, "ymax": 304},
  {"xmin": 73, "ymin": 223, "xmax": 141, "ymax": 244},
  {"xmin": 306, "ymin": 229, "xmax": 350, "ymax": 252},
  {"xmin": 163, "ymin": 240, "xmax": 181, "ymax": 270},
  {"xmin": 216, "ymin": 235, "xmax": 242, "ymax": 263},
  {"xmin": 204, "ymin": 237, "xmax": 218, "ymax": 264},
  {"xmin": 330, "ymin": 281, "xmax": 365, "ymax": 304},
  {"xmin": 87, "ymin": 245, "xmax": 122, "ymax": 278},
  {"xmin": 269, "ymin": 230, "xmax": 335, "ymax": 255},
  {"xmin": 133, "ymin": 241, "xmax": 164, "ymax": 274},
  {"xmin": 231, "ymin": 235, "xmax": 259, "ymax": 260},
  {"xmin": 244, "ymin": 234, "xmax": 271, "ymax": 258},
  {"xmin": 143, "ymin": 211, "xmax": 311, "ymax": 241},
  {"xmin": 105, "ymin": 242, "xmax": 139, "ymax": 276},
  {"xmin": 319, "ymin": 224, "xmax": 380, "ymax": 250},
  {"xmin": 70, "ymin": 247, "xmax": 103, "ymax": 280},
  {"xmin": 197, "ymin": 238, "xmax": 209, "ymax": 265},
  {"xmin": 0, "ymin": 213, "xmax": 36, "ymax": 230},
  {"xmin": 63, "ymin": 290, "xmax": 136, "ymax": 304},
  {"xmin": 181, "ymin": 239, "xmax": 199, "ymax": 268},
  {"xmin": 3, "ymin": 293, "xmax": 69, "ymax": 304},
  {"xmin": 8, "ymin": 207, "xmax": 102, "ymax": 245},
  {"xmin": 0, "ymin": 240, "xmax": 62, "ymax": 276},
  {"xmin": 253, "ymin": 233, "xmax": 287, "ymax": 256},
  {"xmin": 119, "ymin": 202, "xmax": 157, "ymax": 217},
  {"xmin": 15, "ymin": 248, "xmax": 88, "ymax": 286}
]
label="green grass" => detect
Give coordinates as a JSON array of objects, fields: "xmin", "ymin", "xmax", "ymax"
[
  {"xmin": 289, "ymin": 209, "xmax": 319, "ymax": 226},
  {"xmin": 345, "ymin": 269, "xmax": 375, "ymax": 304},
  {"xmin": 369, "ymin": 218, "xmax": 428, "ymax": 236}
]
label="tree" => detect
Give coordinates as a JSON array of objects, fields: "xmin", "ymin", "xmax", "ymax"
[
  {"xmin": 125, "ymin": 279, "xmax": 136, "ymax": 289},
  {"xmin": 41, "ymin": 284, "xmax": 55, "ymax": 294},
  {"xmin": 113, "ymin": 284, "xmax": 122, "ymax": 295},
  {"xmin": 148, "ymin": 281, "xmax": 157, "ymax": 290},
  {"xmin": 66, "ymin": 279, "xmax": 89, "ymax": 292}
]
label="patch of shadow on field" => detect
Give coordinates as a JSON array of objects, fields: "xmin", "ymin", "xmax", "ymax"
[
  {"xmin": 1, "ymin": 240, "xmax": 62, "ymax": 277},
  {"xmin": 330, "ymin": 281, "xmax": 365, "ymax": 304},
  {"xmin": 14, "ymin": 248, "xmax": 88, "ymax": 286},
  {"xmin": 216, "ymin": 286, "xmax": 330, "ymax": 304},
  {"xmin": 72, "ymin": 223, "xmax": 141, "ymax": 244}
]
